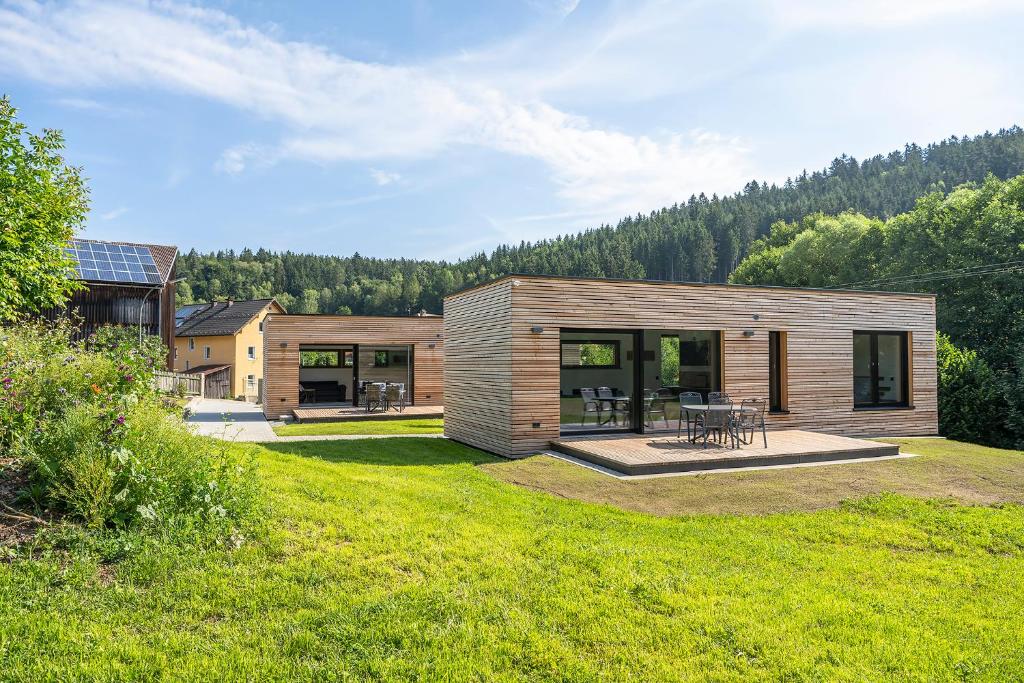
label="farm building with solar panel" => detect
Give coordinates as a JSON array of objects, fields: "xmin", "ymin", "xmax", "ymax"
[{"xmin": 42, "ymin": 238, "xmax": 180, "ymax": 369}]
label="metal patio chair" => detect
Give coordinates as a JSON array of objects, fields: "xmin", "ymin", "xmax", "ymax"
[
  {"xmin": 579, "ymin": 388, "xmax": 603, "ymax": 426},
  {"xmin": 732, "ymin": 397, "xmax": 768, "ymax": 448},
  {"xmin": 365, "ymin": 383, "xmax": 386, "ymax": 413},
  {"xmin": 643, "ymin": 389, "xmax": 669, "ymax": 428},
  {"xmin": 597, "ymin": 386, "xmax": 629, "ymax": 426},
  {"xmin": 701, "ymin": 392, "xmax": 735, "ymax": 447},
  {"xmin": 676, "ymin": 391, "xmax": 704, "ymax": 440},
  {"xmin": 385, "ymin": 383, "xmax": 406, "ymax": 412}
]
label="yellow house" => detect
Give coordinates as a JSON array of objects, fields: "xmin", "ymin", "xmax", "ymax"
[{"xmin": 173, "ymin": 299, "xmax": 285, "ymax": 400}]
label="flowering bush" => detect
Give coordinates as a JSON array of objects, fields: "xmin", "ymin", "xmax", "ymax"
[{"xmin": 0, "ymin": 321, "xmax": 259, "ymax": 544}]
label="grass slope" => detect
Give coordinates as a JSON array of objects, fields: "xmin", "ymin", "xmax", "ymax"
[
  {"xmin": 2, "ymin": 438, "xmax": 1023, "ymax": 680},
  {"xmin": 274, "ymin": 418, "xmax": 443, "ymax": 436}
]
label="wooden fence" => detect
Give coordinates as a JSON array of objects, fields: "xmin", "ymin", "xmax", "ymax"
[{"xmin": 153, "ymin": 370, "xmax": 203, "ymax": 397}]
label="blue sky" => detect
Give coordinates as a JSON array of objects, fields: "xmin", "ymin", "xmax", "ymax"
[{"xmin": 2, "ymin": 0, "xmax": 1023, "ymax": 261}]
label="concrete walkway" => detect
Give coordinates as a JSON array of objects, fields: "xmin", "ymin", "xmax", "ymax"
[
  {"xmin": 187, "ymin": 398, "xmax": 445, "ymax": 443},
  {"xmin": 187, "ymin": 398, "xmax": 278, "ymax": 442}
]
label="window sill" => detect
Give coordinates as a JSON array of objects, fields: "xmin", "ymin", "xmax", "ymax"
[{"xmin": 853, "ymin": 405, "xmax": 915, "ymax": 411}]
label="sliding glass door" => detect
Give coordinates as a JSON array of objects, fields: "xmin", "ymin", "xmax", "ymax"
[{"xmin": 558, "ymin": 328, "xmax": 722, "ymax": 435}]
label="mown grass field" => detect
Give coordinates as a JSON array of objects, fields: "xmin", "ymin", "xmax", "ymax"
[
  {"xmin": 273, "ymin": 417, "xmax": 444, "ymax": 436},
  {"xmin": 2, "ymin": 437, "xmax": 1023, "ymax": 680}
]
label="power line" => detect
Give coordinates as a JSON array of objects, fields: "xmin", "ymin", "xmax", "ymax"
[
  {"xmin": 839, "ymin": 264, "xmax": 1024, "ymax": 290},
  {"xmin": 830, "ymin": 259, "xmax": 1024, "ymax": 289},
  {"xmin": 833, "ymin": 260, "xmax": 1024, "ymax": 287}
]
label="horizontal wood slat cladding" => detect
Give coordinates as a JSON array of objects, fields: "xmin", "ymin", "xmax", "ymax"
[
  {"xmin": 443, "ymin": 275, "xmax": 938, "ymax": 458},
  {"xmin": 262, "ymin": 315, "xmax": 444, "ymax": 419},
  {"xmin": 442, "ymin": 280, "xmax": 513, "ymax": 455}
]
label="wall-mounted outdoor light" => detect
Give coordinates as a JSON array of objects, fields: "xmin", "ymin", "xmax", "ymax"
[
  {"xmin": 743, "ymin": 329, "xmax": 756, "ymax": 337},
  {"xmin": 280, "ymin": 342, "xmax": 288, "ymax": 348},
  {"xmin": 428, "ymin": 343, "xmax": 436, "ymax": 349},
  {"xmin": 531, "ymin": 326, "xmax": 544, "ymax": 334},
  {"xmin": 752, "ymin": 314, "xmax": 760, "ymax": 321}
]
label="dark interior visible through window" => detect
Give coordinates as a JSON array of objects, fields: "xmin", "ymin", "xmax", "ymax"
[{"xmin": 853, "ymin": 331, "xmax": 909, "ymax": 407}]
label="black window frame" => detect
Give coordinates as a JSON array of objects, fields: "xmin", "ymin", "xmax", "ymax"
[
  {"xmin": 768, "ymin": 331, "xmax": 786, "ymax": 413},
  {"xmin": 560, "ymin": 340, "xmax": 621, "ymax": 369},
  {"xmin": 853, "ymin": 331, "xmax": 910, "ymax": 409}
]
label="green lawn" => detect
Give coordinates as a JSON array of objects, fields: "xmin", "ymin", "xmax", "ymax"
[
  {"xmin": 2, "ymin": 437, "xmax": 1024, "ymax": 679},
  {"xmin": 485, "ymin": 438, "xmax": 1024, "ymax": 515},
  {"xmin": 274, "ymin": 417, "xmax": 444, "ymax": 436}
]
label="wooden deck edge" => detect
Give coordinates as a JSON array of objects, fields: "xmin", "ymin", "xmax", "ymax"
[
  {"xmin": 293, "ymin": 409, "xmax": 444, "ymax": 424},
  {"xmin": 549, "ymin": 441, "xmax": 900, "ymax": 476}
]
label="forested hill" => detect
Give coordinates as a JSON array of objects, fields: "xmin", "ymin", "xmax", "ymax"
[{"xmin": 175, "ymin": 126, "xmax": 1024, "ymax": 315}]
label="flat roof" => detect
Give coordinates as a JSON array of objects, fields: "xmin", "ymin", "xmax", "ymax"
[
  {"xmin": 443, "ymin": 273, "xmax": 937, "ymax": 301},
  {"xmin": 264, "ymin": 313, "xmax": 442, "ymax": 319}
]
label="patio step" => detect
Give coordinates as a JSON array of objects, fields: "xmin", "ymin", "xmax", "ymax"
[{"xmin": 550, "ymin": 430, "xmax": 900, "ymax": 476}]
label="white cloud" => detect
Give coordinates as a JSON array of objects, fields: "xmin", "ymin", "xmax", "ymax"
[
  {"xmin": 369, "ymin": 169, "xmax": 402, "ymax": 186},
  {"xmin": 51, "ymin": 96, "xmax": 137, "ymax": 117},
  {"xmin": 0, "ymin": 0, "xmax": 753, "ymax": 217},
  {"xmin": 99, "ymin": 206, "xmax": 128, "ymax": 220},
  {"xmin": 760, "ymin": 0, "xmax": 1024, "ymax": 29}
]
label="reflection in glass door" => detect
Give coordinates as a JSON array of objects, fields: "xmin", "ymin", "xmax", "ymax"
[
  {"xmin": 642, "ymin": 330, "xmax": 721, "ymax": 430},
  {"xmin": 559, "ymin": 330, "xmax": 636, "ymax": 434}
]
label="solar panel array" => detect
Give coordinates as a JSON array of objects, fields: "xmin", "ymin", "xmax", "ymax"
[
  {"xmin": 175, "ymin": 303, "xmax": 208, "ymax": 327},
  {"xmin": 66, "ymin": 240, "xmax": 162, "ymax": 285}
]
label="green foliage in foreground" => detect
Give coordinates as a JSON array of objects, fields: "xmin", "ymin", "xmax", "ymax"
[
  {"xmin": 2, "ymin": 438, "xmax": 1023, "ymax": 680},
  {"xmin": 0, "ymin": 96, "xmax": 88, "ymax": 321},
  {"xmin": 1, "ymin": 322, "xmax": 260, "ymax": 548},
  {"xmin": 274, "ymin": 417, "xmax": 443, "ymax": 436},
  {"xmin": 937, "ymin": 333, "xmax": 1013, "ymax": 447}
]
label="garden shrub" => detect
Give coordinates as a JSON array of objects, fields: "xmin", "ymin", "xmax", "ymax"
[
  {"xmin": 0, "ymin": 320, "xmax": 260, "ymax": 548},
  {"xmin": 936, "ymin": 333, "xmax": 1014, "ymax": 448}
]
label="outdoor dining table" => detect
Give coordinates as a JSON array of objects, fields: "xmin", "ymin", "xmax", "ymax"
[{"xmin": 680, "ymin": 404, "xmax": 756, "ymax": 448}]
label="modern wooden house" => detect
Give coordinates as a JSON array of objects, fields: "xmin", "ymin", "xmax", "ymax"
[
  {"xmin": 174, "ymin": 298, "xmax": 285, "ymax": 400},
  {"xmin": 443, "ymin": 275, "xmax": 938, "ymax": 458},
  {"xmin": 262, "ymin": 313, "xmax": 444, "ymax": 420},
  {"xmin": 44, "ymin": 238, "xmax": 179, "ymax": 369}
]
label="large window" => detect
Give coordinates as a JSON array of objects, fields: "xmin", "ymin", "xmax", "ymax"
[
  {"xmin": 301, "ymin": 350, "xmax": 340, "ymax": 368},
  {"xmin": 560, "ymin": 341, "xmax": 620, "ymax": 369},
  {"xmin": 853, "ymin": 332, "xmax": 909, "ymax": 408}
]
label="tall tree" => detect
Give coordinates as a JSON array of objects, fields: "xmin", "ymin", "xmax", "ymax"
[{"xmin": 0, "ymin": 96, "xmax": 88, "ymax": 321}]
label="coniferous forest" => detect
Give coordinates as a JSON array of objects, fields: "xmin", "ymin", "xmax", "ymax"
[{"xmin": 175, "ymin": 127, "xmax": 1024, "ymax": 316}]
